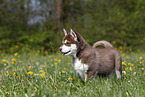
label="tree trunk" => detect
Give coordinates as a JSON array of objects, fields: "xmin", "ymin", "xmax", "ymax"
[{"xmin": 55, "ymin": 0, "xmax": 63, "ymax": 32}]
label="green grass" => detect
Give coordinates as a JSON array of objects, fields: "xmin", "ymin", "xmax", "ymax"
[{"xmin": 0, "ymin": 50, "xmax": 145, "ymax": 97}]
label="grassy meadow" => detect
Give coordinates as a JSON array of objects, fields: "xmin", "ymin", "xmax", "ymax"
[{"xmin": 0, "ymin": 45, "xmax": 145, "ymax": 97}]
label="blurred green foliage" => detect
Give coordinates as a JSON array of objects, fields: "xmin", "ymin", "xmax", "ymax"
[{"xmin": 0, "ymin": 0, "xmax": 145, "ymax": 52}]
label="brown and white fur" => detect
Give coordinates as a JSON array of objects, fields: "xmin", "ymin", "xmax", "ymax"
[{"xmin": 59, "ymin": 29, "xmax": 122, "ymax": 81}]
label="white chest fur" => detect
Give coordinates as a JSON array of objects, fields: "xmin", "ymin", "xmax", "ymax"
[{"xmin": 73, "ymin": 58, "xmax": 89, "ymax": 80}]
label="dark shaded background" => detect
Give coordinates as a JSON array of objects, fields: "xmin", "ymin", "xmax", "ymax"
[{"xmin": 0, "ymin": 0, "xmax": 145, "ymax": 52}]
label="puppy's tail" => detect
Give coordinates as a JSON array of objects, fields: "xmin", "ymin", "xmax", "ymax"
[{"xmin": 93, "ymin": 40, "xmax": 113, "ymax": 48}]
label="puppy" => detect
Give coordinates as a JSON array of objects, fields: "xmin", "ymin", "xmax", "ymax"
[{"xmin": 59, "ymin": 29, "xmax": 122, "ymax": 81}]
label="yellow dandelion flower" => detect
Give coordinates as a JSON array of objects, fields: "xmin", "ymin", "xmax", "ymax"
[
  {"xmin": 67, "ymin": 63, "xmax": 70, "ymax": 65},
  {"xmin": 125, "ymin": 67, "xmax": 128, "ymax": 70},
  {"xmin": 11, "ymin": 61, "xmax": 14, "ymax": 64},
  {"xmin": 58, "ymin": 59, "xmax": 61, "ymax": 62},
  {"xmin": 19, "ymin": 61, "xmax": 23, "ymax": 63},
  {"xmin": 2, "ymin": 59, "xmax": 6, "ymax": 62},
  {"xmin": 68, "ymin": 78, "xmax": 74, "ymax": 80},
  {"xmin": 128, "ymin": 63, "xmax": 131, "ymax": 65},
  {"xmin": 139, "ymin": 61, "xmax": 143, "ymax": 64},
  {"xmin": 7, "ymin": 73, "xmax": 12, "ymax": 76},
  {"xmin": 131, "ymin": 64, "xmax": 134, "ymax": 66},
  {"xmin": 119, "ymin": 46, "xmax": 123, "ymax": 49},
  {"xmin": 34, "ymin": 89, "xmax": 38, "ymax": 93},
  {"xmin": 7, "ymin": 73, "xmax": 9, "ymax": 77},
  {"xmin": 13, "ymin": 69, "xmax": 16, "ymax": 72},
  {"xmin": 37, "ymin": 50, "xmax": 40, "ymax": 53},
  {"xmin": 139, "ymin": 57, "xmax": 143, "ymax": 60},
  {"xmin": 54, "ymin": 59, "xmax": 57, "ymax": 61},
  {"xmin": 10, "ymin": 47, "xmax": 14, "ymax": 50},
  {"xmin": 23, "ymin": 66, "xmax": 25, "ymax": 68},
  {"xmin": 7, "ymin": 66, "xmax": 10, "ymax": 68},
  {"xmin": 124, "ymin": 73, "xmax": 126, "ymax": 76},
  {"xmin": 15, "ymin": 45, "xmax": 18, "ymax": 48},
  {"xmin": 40, "ymin": 70, "xmax": 43, "ymax": 73},
  {"xmin": 61, "ymin": 70, "xmax": 65, "ymax": 74},
  {"xmin": 42, "ymin": 65, "xmax": 45, "ymax": 67},
  {"xmin": 64, "ymin": 68, "xmax": 66, "ymax": 70},
  {"xmin": 6, "ymin": 91, "xmax": 9, "ymax": 94},
  {"xmin": 14, "ymin": 52, "xmax": 18, "ymax": 56},
  {"xmin": 54, "ymin": 62, "xmax": 57, "ymax": 65},
  {"xmin": 12, "ymin": 58, "xmax": 16, "ymax": 62},
  {"xmin": 29, "ymin": 66, "xmax": 32, "ymax": 68},
  {"xmin": 13, "ymin": 72, "xmax": 16, "ymax": 74},
  {"xmin": 6, "ymin": 60, "xmax": 8, "ymax": 63},
  {"xmin": 112, "ymin": 41, "xmax": 116, "ymax": 44},
  {"xmin": 2, "ymin": 59, "xmax": 8, "ymax": 63},
  {"xmin": 122, "ymin": 53, "xmax": 125, "ymax": 57},
  {"xmin": 29, "ymin": 66, "xmax": 32, "ymax": 70},
  {"xmin": 28, "ymin": 71, "xmax": 34, "ymax": 75},
  {"xmin": 45, "ymin": 51, "xmax": 48, "ymax": 54},
  {"xmin": 40, "ymin": 72, "xmax": 46, "ymax": 77},
  {"xmin": 130, "ymin": 67, "xmax": 133, "ymax": 71},
  {"xmin": 122, "ymin": 62, "xmax": 126, "ymax": 66},
  {"xmin": 51, "ymin": 59, "xmax": 53, "ymax": 62}
]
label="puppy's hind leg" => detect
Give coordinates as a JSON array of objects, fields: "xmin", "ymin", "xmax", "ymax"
[
  {"xmin": 115, "ymin": 54, "xmax": 122, "ymax": 79},
  {"xmin": 115, "ymin": 70, "xmax": 121, "ymax": 79}
]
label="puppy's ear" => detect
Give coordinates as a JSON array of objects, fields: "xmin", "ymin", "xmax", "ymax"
[
  {"xmin": 70, "ymin": 29, "xmax": 77, "ymax": 41},
  {"xmin": 63, "ymin": 28, "xmax": 67, "ymax": 36},
  {"xmin": 74, "ymin": 31, "xmax": 86, "ymax": 50}
]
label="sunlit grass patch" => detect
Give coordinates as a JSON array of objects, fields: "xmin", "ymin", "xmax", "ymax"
[{"xmin": 0, "ymin": 50, "xmax": 145, "ymax": 96}]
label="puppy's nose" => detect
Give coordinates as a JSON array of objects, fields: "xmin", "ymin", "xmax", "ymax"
[{"xmin": 59, "ymin": 47, "xmax": 62, "ymax": 51}]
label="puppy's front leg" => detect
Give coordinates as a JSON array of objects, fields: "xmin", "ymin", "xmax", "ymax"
[
  {"xmin": 85, "ymin": 71, "xmax": 95, "ymax": 82},
  {"xmin": 85, "ymin": 74, "xmax": 88, "ymax": 82}
]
